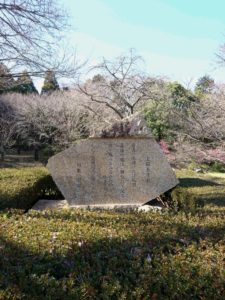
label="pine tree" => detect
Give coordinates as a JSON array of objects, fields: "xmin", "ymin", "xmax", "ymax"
[
  {"xmin": 195, "ymin": 75, "xmax": 215, "ymax": 97},
  {"xmin": 0, "ymin": 64, "xmax": 15, "ymax": 94},
  {"xmin": 167, "ymin": 82, "xmax": 197, "ymax": 110},
  {"xmin": 15, "ymin": 71, "xmax": 38, "ymax": 94},
  {"xmin": 41, "ymin": 70, "xmax": 60, "ymax": 94}
]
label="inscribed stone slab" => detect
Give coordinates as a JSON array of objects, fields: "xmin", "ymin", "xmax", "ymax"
[{"xmin": 47, "ymin": 138, "xmax": 179, "ymax": 206}]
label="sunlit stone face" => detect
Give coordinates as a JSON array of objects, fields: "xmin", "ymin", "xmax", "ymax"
[{"xmin": 47, "ymin": 138, "xmax": 179, "ymax": 206}]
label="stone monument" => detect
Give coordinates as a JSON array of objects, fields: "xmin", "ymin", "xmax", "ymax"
[{"xmin": 47, "ymin": 118, "xmax": 179, "ymax": 207}]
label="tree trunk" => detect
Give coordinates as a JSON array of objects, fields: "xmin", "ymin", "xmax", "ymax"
[
  {"xmin": 34, "ymin": 147, "xmax": 39, "ymax": 161},
  {"xmin": 0, "ymin": 145, "xmax": 5, "ymax": 162},
  {"xmin": 130, "ymin": 106, "xmax": 134, "ymax": 115},
  {"xmin": 17, "ymin": 146, "xmax": 21, "ymax": 155}
]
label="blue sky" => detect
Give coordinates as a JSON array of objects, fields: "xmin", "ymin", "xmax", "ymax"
[{"xmin": 61, "ymin": 0, "xmax": 225, "ymax": 86}]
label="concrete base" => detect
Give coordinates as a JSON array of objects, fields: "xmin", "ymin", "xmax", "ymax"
[
  {"xmin": 32, "ymin": 200, "xmax": 69, "ymax": 210},
  {"xmin": 32, "ymin": 200, "xmax": 162, "ymax": 212}
]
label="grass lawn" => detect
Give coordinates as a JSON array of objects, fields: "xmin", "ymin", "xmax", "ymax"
[{"xmin": 0, "ymin": 168, "xmax": 224, "ymax": 299}]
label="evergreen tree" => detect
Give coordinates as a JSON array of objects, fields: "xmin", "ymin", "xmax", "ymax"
[
  {"xmin": 41, "ymin": 70, "xmax": 60, "ymax": 94},
  {"xmin": 195, "ymin": 75, "xmax": 215, "ymax": 97},
  {"xmin": 0, "ymin": 64, "xmax": 15, "ymax": 94},
  {"xmin": 167, "ymin": 82, "xmax": 197, "ymax": 110},
  {"xmin": 92, "ymin": 74, "xmax": 105, "ymax": 83},
  {"xmin": 15, "ymin": 71, "xmax": 38, "ymax": 94}
]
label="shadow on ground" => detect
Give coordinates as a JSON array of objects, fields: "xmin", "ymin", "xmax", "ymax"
[
  {"xmin": 202, "ymin": 195, "xmax": 225, "ymax": 207},
  {"xmin": 179, "ymin": 177, "xmax": 222, "ymax": 187},
  {"xmin": 0, "ymin": 214, "xmax": 224, "ymax": 299}
]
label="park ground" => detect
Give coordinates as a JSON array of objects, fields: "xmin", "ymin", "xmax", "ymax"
[{"xmin": 0, "ymin": 156, "xmax": 224, "ymax": 299}]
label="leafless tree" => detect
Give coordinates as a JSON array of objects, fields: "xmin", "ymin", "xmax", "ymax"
[
  {"xmin": 0, "ymin": 0, "xmax": 80, "ymax": 81},
  {"xmin": 0, "ymin": 97, "xmax": 18, "ymax": 160},
  {"xmin": 2, "ymin": 92, "xmax": 90, "ymax": 160},
  {"xmin": 216, "ymin": 40, "xmax": 225, "ymax": 67},
  {"xmin": 78, "ymin": 49, "xmax": 159, "ymax": 119},
  {"xmin": 1, "ymin": 89, "xmax": 125, "ymax": 161}
]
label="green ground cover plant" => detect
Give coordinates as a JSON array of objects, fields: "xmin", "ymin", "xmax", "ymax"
[
  {"xmin": 0, "ymin": 168, "xmax": 224, "ymax": 299},
  {"xmin": 0, "ymin": 167, "xmax": 61, "ymax": 210},
  {"xmin": 0, "ymin": 206, "xmax": 224, "ymax": 299}
]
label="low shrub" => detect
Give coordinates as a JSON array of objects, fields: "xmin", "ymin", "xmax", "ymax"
[
  {"xmin": 169, "ymin": 187, "xmax": 203, "ymax": 212},
  {"xmin": 159, "ymin": 187, "xmax": 203, "ymax": 213},
  {"xmin": 0, "ymin": 167, "xmax": 62, "ymax": 210},
  {"xmin": 188, "ymin": 160, "xmax": 225, "ymax": 173},
  {"xmin": 41, "ymin": 145, "xmax": 56, "ymax": 158},
  {"xmin": 0, "ymin": 170, "xmax": 224, "ymax": 298},
  {"xmin": 208, "ymin": 161, "xmax": 225, "ymax": 173},
  {"xmin": 0, "ymin": 208, "xmax": 224, "ymax": 299}
]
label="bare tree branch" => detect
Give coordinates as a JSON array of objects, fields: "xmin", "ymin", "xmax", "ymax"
[
  {"xmin": 78, "ymin": 49, "xmax": 155, "ymax": 118},
  {"xmin": 0, "ymin": 0, "xmax": 81, "ymax": 81}
]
